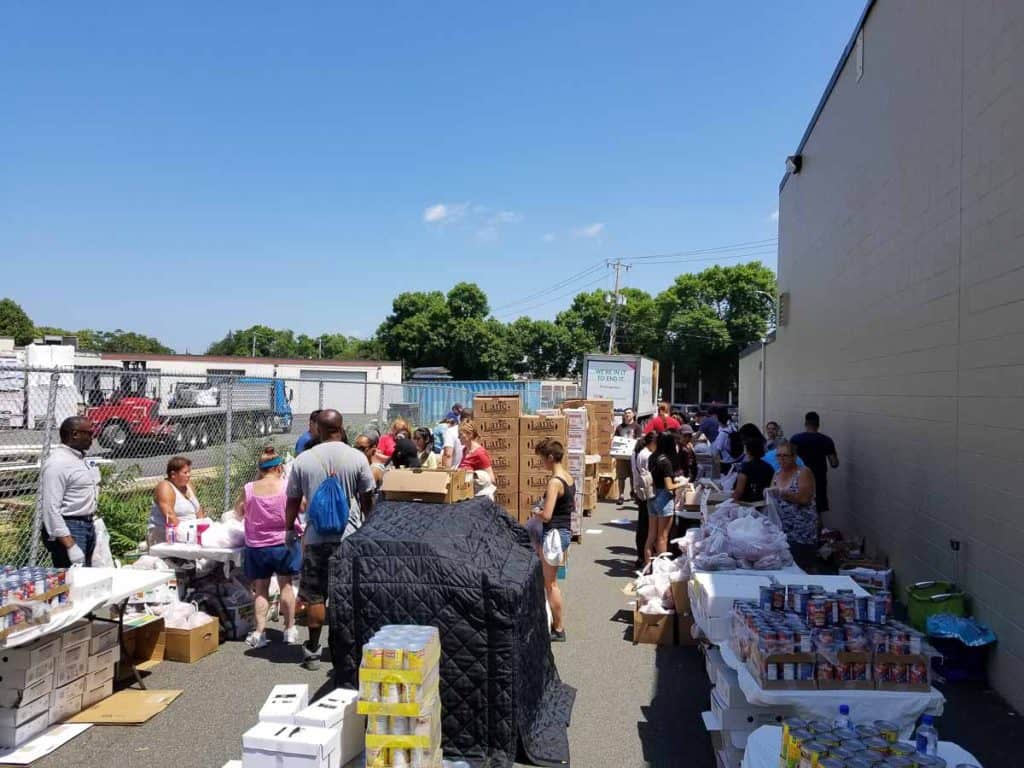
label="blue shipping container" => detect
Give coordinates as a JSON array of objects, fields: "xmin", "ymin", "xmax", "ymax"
[{"xmin": 402, "ymin": 380, "xmax": 542, "ymax": 425}]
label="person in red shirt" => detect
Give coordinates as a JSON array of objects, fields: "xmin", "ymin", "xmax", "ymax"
[
  {"xmin": 376, "ymin": 418, "xmax": 411, "ymax": 460},
  {"xmin": 457, "ymin": 420, "xmax": 495, "ymax": 483},
  {"xmin": 643, "ymin": 402, "xmax": 682, "ymax": 434}
]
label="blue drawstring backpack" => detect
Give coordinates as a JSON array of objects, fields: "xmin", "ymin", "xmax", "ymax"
[{"xmin": 307, "ymin": 457, "xmax": 350, "ymax": 536}]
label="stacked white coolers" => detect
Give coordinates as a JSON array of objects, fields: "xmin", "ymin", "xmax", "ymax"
[
  {"xmin": 242, "ymin": 684, "xmax": 364, "ymax": 768},
  {"xmin": 358, "ymin": 625, "xmax": 442, "ymax": 768},
  {"xmin": 563, "ymin": 407, "xmax": 588, "ymax": 540}
]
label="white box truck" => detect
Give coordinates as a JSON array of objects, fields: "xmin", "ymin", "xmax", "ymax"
[{"xmin": 581, "ymin": 354, "xmax": 658, "ymax": 416}]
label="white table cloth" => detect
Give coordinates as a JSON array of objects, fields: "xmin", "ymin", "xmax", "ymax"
[{"xmin": 741, "ymin": 725, "xmax": 981, "ymax": 768}]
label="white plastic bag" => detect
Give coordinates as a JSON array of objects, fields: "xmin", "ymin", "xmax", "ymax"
[
  {"xmin": 187, "ymin": 611, "xmax": 215, "ymax": 629},
  {"xmin": 541, "ymin": 529, "xmax": 563, "ymax": 566},
  {"xmin": 92, "ymin": 518, "xmax": 115, "ymax": 568}
]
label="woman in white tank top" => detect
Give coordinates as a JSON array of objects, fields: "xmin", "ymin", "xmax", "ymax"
[{"xmin": 149, "ymin": 456, "xmax": 204, "ymax": 544}]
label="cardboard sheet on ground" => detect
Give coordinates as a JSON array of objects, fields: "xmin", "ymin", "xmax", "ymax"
[
  {"xmin": 69, "ymin": 690, "xmax": 182, "ymax": 725},
  {"xmin": 0, "ymin": 724, "xmax": 91, "ymax": 765}
]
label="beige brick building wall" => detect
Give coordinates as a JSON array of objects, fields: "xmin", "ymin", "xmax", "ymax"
[{"xmin": 741, "ymin": 0, "xmax": 1024, "ymax": 711}]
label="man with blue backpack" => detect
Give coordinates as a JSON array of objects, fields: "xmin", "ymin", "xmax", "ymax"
[{"xmin": 285, "ymin": 409, "xmax": 375, "ymax": 671}]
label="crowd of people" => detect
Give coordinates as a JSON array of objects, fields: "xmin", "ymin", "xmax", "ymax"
[{"xmin": 619, "ymin": 403, "xmax": 840, "ymax": 572}]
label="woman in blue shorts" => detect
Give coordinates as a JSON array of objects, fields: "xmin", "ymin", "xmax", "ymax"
[
  {"xmin": 532, "ymin": 438, "xmax": 574, "ymax": 643},
  {"xmin": 646, "ymin": 431, "xmax": 684, "ymax": 563}
]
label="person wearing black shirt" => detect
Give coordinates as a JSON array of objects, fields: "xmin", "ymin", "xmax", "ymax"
[
  {"xmin": 532, "ymin": 438, "xmax": 575, "ymax": 643},
  {"xmin": 732, "ymin": 436, "xmax": 775, "ymax": 503},
  {"xmin": 645, "ymin": 432, "xmax": 684, "ymax": 563},
  {"xmin": 790, "ymin": 411, "xmax": 839, "ymax": 514}
]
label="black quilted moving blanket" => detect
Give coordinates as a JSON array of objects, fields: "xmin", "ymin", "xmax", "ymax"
[{"xmin": 327, "ymin": 497, "xmax": 576, "ymax": 767}]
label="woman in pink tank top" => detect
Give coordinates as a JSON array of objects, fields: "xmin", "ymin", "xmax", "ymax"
[{"xmin": 234, "ymin": 447, "xmax": 301, "ymax": 649}]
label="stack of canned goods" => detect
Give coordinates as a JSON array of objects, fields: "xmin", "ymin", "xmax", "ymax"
[
  {"xmin": 760, "ymin": 583, "xmax": 892, "ymax": 629},
  {"xmin": 359, "ymin": 625, "xmax": 443, "ymax": 768},
  {"xmin": 780, "ymin": 717, "xmax": 948, "ymax": 767},
  {"xmin": 0, "ymin": 566, "xmax": 70, "ymax": 632}
]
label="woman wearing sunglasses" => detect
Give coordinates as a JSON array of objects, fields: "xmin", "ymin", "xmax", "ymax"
[{"xmin": 767, "ymin": 439, "xmax": 818, "ymax": 570}]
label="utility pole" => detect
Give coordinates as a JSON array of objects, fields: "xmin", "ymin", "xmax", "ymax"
[
  {"xmin": 606, "ymin": 259, "xmax": 631, "ymax": 354},
  {"xmin": 251, "ymin": 333, "xmax": 257, "ymax": 358}
]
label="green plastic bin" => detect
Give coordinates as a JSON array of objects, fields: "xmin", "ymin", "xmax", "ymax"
[{"xmin": 907, "ymin": 581, "xmax": 966, "ymax": 632}]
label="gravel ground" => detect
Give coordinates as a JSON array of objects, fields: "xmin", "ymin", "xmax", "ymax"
[{"xmin": 28, "ymin": 501, "xmax": 708, "ymax": 767}]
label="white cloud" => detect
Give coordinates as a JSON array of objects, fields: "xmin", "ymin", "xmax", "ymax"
[
  {"xmin": 572, "ymin": 222, "xmax": 605, "ymax": 239},
  {"xmin": 541, "ymin": 232, "xmax": 556, "ymax": 242},
  {"xmin": 422, "ymin": 202, "xmax": 469, "ymax": 224},
  {"xmin": 769, "ymin": 209, "xmax": 779, "ymax": 222}
]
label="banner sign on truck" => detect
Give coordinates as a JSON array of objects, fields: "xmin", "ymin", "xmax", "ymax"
[{"xmin": 584, "ymin": 360, "xmax": 635, "ymax": 412}]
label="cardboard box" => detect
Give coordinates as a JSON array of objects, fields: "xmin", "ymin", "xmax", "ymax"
[
  {"xmin": 164, "ymin": 617, "xmax": 220, "ymax": 664},
  {"xmin": 518, "ymin": 416, "xmax": 568, "ymax": 441},
  {"xmin": 566, "ymin": 451, "xmax": 585, "ymax": 477},
  {"xmin": 89, "ymin": 622, "xmax": 119, "ymax": 656},
  {"xmin": 221, "ymin": 603, "xmax": 255, "ymax": 642},
  {"xmin": 381, "ymin": 468, "xmax": 475, "ymax": 504},
  {"xmin": 520, "ymin": 435, "xmax": 556, "ymax": 453},
  {"xmin": 294, "ymin": 688, "xmax": 363, "ymax": 767},
  {"xmin": 0, "ymin": 656, "xmax": 56, "ymax": 692},
  {"xmin": 87, "ymin": 646, "xmax": 118, "ymax": 676},
  {"xmin": 259, "ymin": 684, "xmax": 310, "ymax": 725},
  {"xmin": 0, "ymin": 637, "xmax": 59, "ymax": 672},
  {"xmin": 473, "ymin": 395, "xmax": 521, "ymax": 418},
  {"xmin": 60, "ymin": 621, "xmax": 92, "ymax": 651},
  {"xmin": 121, "ymin": 618, "xmax": 165, "ymax": 671},
  {"xmin": 85, "ymin": 662, "xmax": 114, "ymax": 691},
  {"xmin": 817, "ymin": 651, "xmax": 874, "ymax": 691},
  {"xmin": 489, "ymin": 452, "xmax": 517, "ymax": 473},
  {"xmin": 476, "ymin": 417, "xmax": 519, "ymax": 439},
  {"xmin": 746, "ymin": 648, "xmax": 817, "ymax": 691},
  {"xmin": 704, "ymin": 646, "xmax": 725, "ymax": 682},
  {"xmin": 714, "ymin": 664, "xmax": 746, "ymax": 708},
  {"xmin": 519, "ymin": 451, "xmax": 548, "ymax": 475},
  {"xmin": 519, "ymin": 472, "xmax": 551, "ymax": 497},
  {"xmin": 494, "ymin": 491, "xmax": 518, "ymax": 514},
  {"xmin": 243, "ymin": 721, "xmax": 341, "ymax": 768},
  {"xmin": 633, "ymin": 609, "xmax": 676, "ymax": 645},
  {"xmin": 0, "ymin": 688, "xmax": 49, "ymax": 730},
  {"xmin": 492, "ymin": 472, "xmax": 518, "ymax": 493},
  {"xmin": 50, "ymin": 675, "xmax": 86, "ymax": 723},
  {"xmin": 563, "ymin": 398, "xmax": 614, "ymax": 414},
  {"xmin": 479, "ymin": 435, "xmax": 517, "ymax": 454},
  {"xmin": 874, "ymin": 653, "xmax": 931, "ymax": 692},
  {"xmin": 670, "ymin": 581, "xmax": 691, "ymax": 616},
  {"xmin": 0, "ymin": 711, "xmax": 47, "ymax": 749},
  {"xmin": 72, "ymin": 689, "xmax": 181, "ymax": 725},
  {"xmin": 0, "ymin": 672, "xmax": 52, "ymax": 709},
  {"xmin": 55, "ymin": 641, "xmax": 89, "ymax": 688},
  {"xmin": 710, "ymin": 688, "xmax": 791, "ymax": 730},
  {"xmin": 82, "ymin": 678, "xmax": 113, "ymax": 710}
]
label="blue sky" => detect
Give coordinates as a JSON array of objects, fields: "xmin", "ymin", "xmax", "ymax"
[{"xmin": 1, "ymin": 2, "xmax": 865, "ymax": 353}]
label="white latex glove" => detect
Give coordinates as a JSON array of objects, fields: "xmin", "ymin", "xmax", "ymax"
[{"xmin": 67, "ymin": 544, "xmax": 86, "ymax": 566}]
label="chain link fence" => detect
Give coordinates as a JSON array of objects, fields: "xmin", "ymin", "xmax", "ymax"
[{"xmin": 0, "ymin": 365, "xmax": 515, "ymax": 566}]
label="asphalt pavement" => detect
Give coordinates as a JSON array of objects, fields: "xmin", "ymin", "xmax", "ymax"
[{"xmin": 31, "ymin": 498, "xmax": 716, "ymax": 768}]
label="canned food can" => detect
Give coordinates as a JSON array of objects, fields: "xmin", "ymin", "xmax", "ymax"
[
  {"xmin": 368, "ymin": 715, "xmax": 389, "ymax": 735},
  {"xmin": 831, "ymin": 729, "xmax": 857, "ymax": 743},
  {"xmin": 854, "ymin": 595, "xmax": 868, "ymax": 622},
  {"xmin": 845, "ymin": 758, "xmax": 876, "ymax": 768},
  {"xmin": 818, "ymin": 759, "xmax": 845, "ymax": 768},
  {"xmin": 867, "ymin": 594, "xmax": 888, "ymax": 624},
  {"xmin": 391, "ymin": 748, "xmax": 410, "ymax": 768},
  {"xmin": 830, "ymin": 745, "xmax": 855, "ymax": 761},
  {"xmin": 855, "ymin": 724, "xmax": 880, "ymax": 741},
  {"xmin": 889, "ymin": 757, "xmax": 916, "ymax": 768},
  {"xmin": 390, "ymin": 716, "xmax": 410, "ymax": 735},
  {"xmin": 760, "ymin": 585, "xmax": 774, "ymax": 611},
  {"xmin": 405, "ymin": 642, "xmax": 429, "ymax": 670},
  {"xmin": 874, "ymin": 720, "xmax": 899, "ymax": 742},
  {"xmin": 816, "ymin": 734, "xmax": 840, "ymax": 749},
  {"xmin": 782, "ymin": 662, "xmax": 796, "ymax": 681},
  {"xmin": 781, "ymin": 718, "xmax": 808, "ymax": 756},
  {"xmin": 815, "ymin": 659, "xmax": 834, "ymax": 681},
  {"xmin": 807, "ymin": 597, "xmax": 828, "ymax": 628},
  {"xmin": 838, "ymin": 596, "xmax": 856, "ymax": 624},
  {"xmin": 798, "ymin": 662, "xmax": 815, "ymax": 680},
  {"xmin": 382, "ymin": 646, "xmax": 405, "ymax": 670},
  {"xmin": 891, "ymin": 630, "xmax": 911, "ymax": 655},
  {"xmin": 891, "ymin": 663, "xmax": 910, "ymax": 683},
  {"xmin": 888, "ymin": 742, "xmax": 915, "ymax": 757},
  {"xmin": 772, "ymin": 585, "xmax": 787, "ymax": 611},
  {"xmin": 362, "ymin": 643, "xmax": 384, "ymax": 669},
  {"xmin": 787, "ymin": 729, "xmax": 812, "ymax": 767},
  {"xmin": 909, "ymin": 661, "xmax": 928, "ymax": 685},
  {"xmin": 786, "ymin": 585, "xmax": 801, "ymax": 611},
  {"xmin": 909, "ymin": 632, "xmax": 923, "ymax": 654},
  {"xmin": 381, "ymin": 682, "xmax": 401, "ymax": 704},
  {"xmin": 410, "ymin": 748, "xmax": 430, "ymax": 768},
  {"xmin": 365, "ymin": 746, "xmax": 389, "ymax": 768},
  {"xmin": 806, "ymin": 720, "xmax": 832, "ymax": 735},
  {"xmin": 799, "ymin": 741, "xmax": 828, "ymax": 768},
  {"xmin": 360, "ymin": 680, "xmax": 381, "ymax": 702},
  {"xmin": 864, "ymin": 736, "xmax": 890, "ymax": 755}
]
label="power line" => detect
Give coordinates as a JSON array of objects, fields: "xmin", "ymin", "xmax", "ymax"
[
  {"xmin": 627, "ymin": 249, "xmax": 778, "ymax": 267},
  {"xmin": 489, "ymin": 261, "xmax": 605, "ymax": 312},
  {"xmin": 622, "ymin": 238, "xmax": 778, "ymax": 263},
  {"xmin": 494, "ymin": 272, "xmax": 610, "ymax": 320}
]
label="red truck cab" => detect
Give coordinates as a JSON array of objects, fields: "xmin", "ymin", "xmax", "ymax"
[{"xmin": 87, "ymin": 397, "xmax": 175, "ymax": 451}]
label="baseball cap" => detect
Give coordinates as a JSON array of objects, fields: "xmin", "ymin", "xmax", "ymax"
[{"xmin": 444, "ymin": 411, "xmax": 460, "ymax": 423}]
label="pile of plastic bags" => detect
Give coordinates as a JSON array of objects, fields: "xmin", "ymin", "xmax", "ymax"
[
  {"xmin": 633, "ymin": 553, "xmax": 689, "ymax": 615},
  {"xmin": 156, "ymin": 600, "xmax": 216, "ymax": 630},
  {"xmin": 686, "ymin": 501, "xmax": 793, "ymax": 571},
  {"xmin": 196, "ymin": 508, "xmax": 246, "ymax": 549}
]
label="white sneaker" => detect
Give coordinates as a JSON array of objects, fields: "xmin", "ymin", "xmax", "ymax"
[
  {"xmin": 245, "ymin": 631, "xmax": 269, "ymax": 649},
  {"xmin": 283, "ymin": 626, "xmax": 300, "ymax": 645}
]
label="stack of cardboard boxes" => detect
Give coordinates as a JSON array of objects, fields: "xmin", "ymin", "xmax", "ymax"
[
  {"xmin": 518, "ymin": 414, "xmax": 568, "ymax": 523},
  {"xmin": 0, "ymin": 618, "xmax": 118, "ymax": 748},
  {"xmin": 562, "ymin": 398, "xmax": 615, "ymax": 507},
  {"xmin": 475, "ymin": 395, "xmax": 522, "ymax": 518}
]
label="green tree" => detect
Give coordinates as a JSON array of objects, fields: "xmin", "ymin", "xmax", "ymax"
[
  {"xmin": 375, "ymin": 291, "xmax": 452, "ymax": 370},
  {"xmin": 507, "ymin": 318, "xmax": 589, "ymax": 379},
  {"xmin": 94, "ymin": 329, "xmax": 172, "ymax": 354},
  {"xmin": 554, "ymin": 287, "xmax": 658, "ymax": 355},
  {"xmin": 206, "ymin": 325, "xmax": 299, "ymax": 357},
  {"xmin": 0, "ymin": 299, "xmax": 35, "ymax": 345}
]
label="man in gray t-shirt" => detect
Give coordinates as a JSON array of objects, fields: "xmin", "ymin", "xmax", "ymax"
[{"xmin": 285, "ymin": 410, "xmax": 374, "ymax": 670}]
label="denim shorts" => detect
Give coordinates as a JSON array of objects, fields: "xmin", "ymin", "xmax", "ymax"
[
  {"xmin": 244, "ymin": 543, "xmax": 301, "ymax": 581},
  {"xmin": 650, "ymin": 489, "xmax": 675, "ymax": 518}
]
